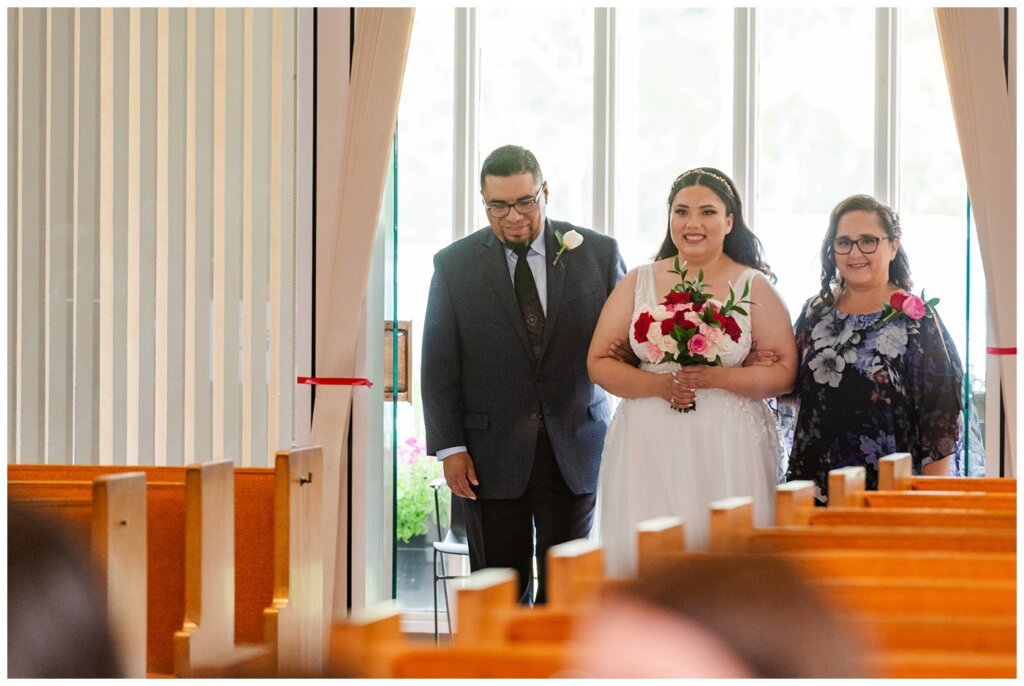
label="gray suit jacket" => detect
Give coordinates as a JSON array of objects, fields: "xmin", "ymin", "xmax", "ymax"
[{"xmin": 421, "ymin": 218, "xmax": 625, "ymax": 499}]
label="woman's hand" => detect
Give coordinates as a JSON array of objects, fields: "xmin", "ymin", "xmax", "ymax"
[
  {"xmin": 664, "ymin": 368, "xmax": 699, "ymax": 410},
  {"xmin": 670, "ymin": 366, "xmax": 728, "ymax": 409}
]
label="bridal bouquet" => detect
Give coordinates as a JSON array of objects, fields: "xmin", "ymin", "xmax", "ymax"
[{"xmin": 632, "ymin": 258, "xmax": 754, "ymax": 412}]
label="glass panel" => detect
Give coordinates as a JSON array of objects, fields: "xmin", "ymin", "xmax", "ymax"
[
  {"xmin": 393, "ymin": 7, "xmax": 455, "ymax": 613},
  {"xmin": 899, "ymin": 8, "xmax": 986, "ymax": 472},
  {"xmin": 477, "ymin": 8, "xmax": 594, "ymax": 229},
  {"xmin": 756, "ymin": 8, "xmax": 875, "ymax": 321},
  {"xmin": 615, "ymin": 7, "xmax": 734, "ymax": 270}
]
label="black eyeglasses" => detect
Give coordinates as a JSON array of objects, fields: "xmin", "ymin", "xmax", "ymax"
[
  {"xmin": 834, "ymin": 236, "xmax": 889, "ymax": 255},
  {"xmin": 483, "ymin": 186, "xmax": 543, "ymax": 218}
]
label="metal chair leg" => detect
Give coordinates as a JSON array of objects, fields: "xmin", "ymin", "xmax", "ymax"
[
  {"xmin": 433, "ymin": 548, "xmax": 440, "ymax": 644},
  {"xmin": 439, "ymin": 551, "xmax": 454, "ymax": 645}
]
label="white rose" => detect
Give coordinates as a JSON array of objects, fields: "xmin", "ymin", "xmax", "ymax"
[{"xmin": 562, "ymin": 230, "xmax": 584, "ymax": 250}]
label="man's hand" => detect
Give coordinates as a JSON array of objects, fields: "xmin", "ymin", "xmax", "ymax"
[
  {"xmin": 743, "ymin": 343, "xmax": 778, "ymax": 367},
  {"xmin": 443, "ymin": 451, "xmax": 479, "ymax": 500},
  {"xmin": 608, "ymin": 338, "xmax": 640, "ymax": 367}
]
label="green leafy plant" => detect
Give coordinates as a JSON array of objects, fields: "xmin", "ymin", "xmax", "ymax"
[{"xmin": 396, "ymin": 437, "xmax": 449, "ymax": 544}]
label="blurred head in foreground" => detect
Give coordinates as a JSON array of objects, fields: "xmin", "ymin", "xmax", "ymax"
[
  {"xmin": 570, "ymin": 552, "xmax": 872, "ymax": 678},
  {"xmin": 8, "ymin": 502, "xmax": 123, "ymax": 678}
]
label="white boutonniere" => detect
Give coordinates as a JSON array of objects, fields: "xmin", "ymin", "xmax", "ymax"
[{"xmin": 553, "ymin": 229, "xmax": 584, "ymax": 265}]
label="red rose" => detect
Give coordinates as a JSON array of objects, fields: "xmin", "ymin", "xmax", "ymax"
[
  {"xmin": 674, "ymin": 310, "xmax": 698, "ymax": 330},
  {"xmin": 712, "ymin": 310, "xmax": 728, "ymax": 329},
  {"xmin": 664, "ymin": 290, "xmax": 692, "ymax": 306},
  {"xmin": 634, "ymin": 312, "xmax": 654, "ymax": 343},
  {"xmin": 724, "ymin": 316, "xmax": 741, "ymax": 342},
  {"xmin": 660, "ymin": 318, "xmax": 677, "ymax": 336},
  {"xmin": 889, "ymin": 291, "xmax": 908, "ymax": 310}
]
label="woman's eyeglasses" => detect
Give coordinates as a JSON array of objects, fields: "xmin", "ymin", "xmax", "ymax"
[{"xmin": 833, "ymin": 236, "xmax": 889, "ymax": 255}]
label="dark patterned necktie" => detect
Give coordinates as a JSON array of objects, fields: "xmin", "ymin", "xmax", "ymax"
[{"xmin": 512, "ymin": 243, "xmax": 545, "ymax": 359}]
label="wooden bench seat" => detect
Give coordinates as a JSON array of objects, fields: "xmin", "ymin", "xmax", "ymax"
[
  {"xmin": 9, "ymin": 463, "xmax": 276, "ymax": 651},
  {"xmin": 8, "ymin": 462, "xmax": 273, "ymax": 677},
  {"xmin": 9, "ymin": 449, "xmax": 326, "ymax": 677},
  {"xmin": 8, "ymin": 473, "xmax": 148, "ymax": 677},
  {"xmin": 828, "ymin": 462, "xmax": 1017, "ymax": 510},
  {"xmin": 877, "ymin": 452, "xmax": 1017, "ymax": 492},
  {"xmin": 776, "ymin": 480, "xmax": 1016, "ymax": 530},
  {"xmin": 710, "ymin": 496, "xmax": 1016, "ymax": 555},
  {"xmin": 328, "ymin": 600, "xmax": 571, "ymax": 678}
]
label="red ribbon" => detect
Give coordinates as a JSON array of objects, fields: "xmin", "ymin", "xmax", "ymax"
[
  {"xmin": 297, "ymin": 376, "xmax": 374, "ymax": 387},
  {"xmin": 986, "ymin": 347, "xmax": 1017, "ymax": 356}
]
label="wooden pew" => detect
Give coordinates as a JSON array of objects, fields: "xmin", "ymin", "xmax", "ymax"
[
  {"xmin": 9, "ymin": 462, "xmax": 277, "ymax": 650},
  {"xmin": 173, "ymin": 460, "xmax": 272, "ymax": 677},
  {"xmin": 328, "ymin": 593, "xmax": 572, "ymax": 679},
  {"xmin": 262, "ymin": 446, "xmax": 326, "ymax": 677},
  {"xmin": 829, "ymin": 464, "xmax": 1017, "ymax": 511},
  {"xmin": 639, "ymin": 504, "xmax": 1015, "ymax": 671},
  {"xmin": 8, "ymin": 473, "xmax": 148, "ymax": 678},
  {"xmin": 878, "ymin": 452, "xmax": 1017, "ymax": 492},
  {"xmin": 776, "ymin": 480, "xmax": 1016, "ymax": 531},
  {"xmin": 9, "ymin": 452, "xmax": 325, "ymax": 677},
  {"xmin": 711, "ymin": 495, "xmax": 1016, "ymax": 555},
  {"xmin": 9, "ymin": 462, "xmax": 273, "ymax": 676}
]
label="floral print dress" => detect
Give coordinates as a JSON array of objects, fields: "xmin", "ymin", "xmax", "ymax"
[{"xmin": 784, "ymin": 297, "xmax": 964, "ymax": 503}]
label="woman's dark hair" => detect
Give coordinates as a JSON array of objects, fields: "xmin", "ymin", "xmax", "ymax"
[
  {"xmin": 480, "ymin": 144, "xmax": 543, "ymax": 188},
  {"xmin": 816, "ymin": 194, "xmax": 912, "ymax": 311},
  {"xmin": 655, "ymin": 167, "xmax": 774, "ymax": 282}
]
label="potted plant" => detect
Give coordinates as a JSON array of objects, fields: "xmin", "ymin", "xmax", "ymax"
[
  {"xmin": 396, "ymin": 437, "xmax": 448, "ymax": 545},
  {"xmin": 395, "ymin": 437, "xmax": 450, "ymax": 609}
]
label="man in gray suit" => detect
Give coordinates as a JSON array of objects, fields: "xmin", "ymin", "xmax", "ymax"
[{"xmin": 422, "ymin": 144, "xmax": 625, "ymax": 604}]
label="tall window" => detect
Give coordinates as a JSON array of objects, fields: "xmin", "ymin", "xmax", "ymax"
[
  {"xmin": 392, "ymin": 7, "xmax": 456, "ymax": 617},
  {"xmin": 390, "ymin": 6, "xmax": 990, "ymax": 618},
  {"xmin": 477, "ymin": 8, "xmax": 595, "ymax": 229},
  {"xmin": 898, "ymin": 8, "xmax": 986, "ymax": 469},
  {"xmin": 755, "ymin": 8, "xmax": 876, "ymax": 319},
  {"xmin": 615, "ymin": 7, "xmax": 734, "ymax": 268}
]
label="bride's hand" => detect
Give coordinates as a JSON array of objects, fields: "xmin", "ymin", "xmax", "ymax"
[
  {"xmin": 677, "ymin": 365, "xmax": 720, "ymax": 389},
  {"xmin": 668, "ymin": 370, "xmax": 697, "ymax": 411}
]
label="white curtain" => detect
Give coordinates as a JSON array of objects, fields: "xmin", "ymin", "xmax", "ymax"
[
  {"xmin": 307, "ymin": 5, "xmax": 415, "ymax": 649},
  {"xmin": 934, "ymin": 8, "xmax": 1016, "ymax": 476}
]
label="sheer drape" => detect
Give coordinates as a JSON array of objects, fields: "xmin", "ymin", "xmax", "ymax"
[
  {"xmin": 307, "ymin": 6, "xmax": 414, "ymax": 635},
  {"xmin": 934, "ymin": 8, "xmax": 1016, "ymax": 475}
]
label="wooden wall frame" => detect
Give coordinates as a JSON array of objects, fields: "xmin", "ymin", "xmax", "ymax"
[{"xmin": 384, "ymin": 320, "xmax": 411, "ymax": 402}]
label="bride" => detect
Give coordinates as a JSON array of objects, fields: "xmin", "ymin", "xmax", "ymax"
[{"xmin": 587, "ymin": 167, "xmax": 797, "ymax": 578}]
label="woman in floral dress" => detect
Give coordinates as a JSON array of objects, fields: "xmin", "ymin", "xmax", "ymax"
[{"xmin": 784, "ymin": 194, "xmax": 964, "ymax": 503}]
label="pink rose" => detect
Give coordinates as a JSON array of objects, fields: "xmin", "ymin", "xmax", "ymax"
[
  {"xmin": 687, "ymin": 334, "xmax": 708, "ymax": 356},
  {"xmin": 645, "ymin": 342, "xmax": 663, "ymax": 363},
  {"xmin": 902, "ymin": 295, "xmax": 926, "ymax": 320}
]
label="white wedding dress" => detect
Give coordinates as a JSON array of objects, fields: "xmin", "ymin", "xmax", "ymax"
[{"xmin": 596, "ymin": 263, "xmax": 783, "ymax": 578}]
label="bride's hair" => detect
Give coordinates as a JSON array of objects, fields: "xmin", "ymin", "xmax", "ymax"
[{"xmin": 654, "ymin": 167, "xmax": 775, "ymax": 283}]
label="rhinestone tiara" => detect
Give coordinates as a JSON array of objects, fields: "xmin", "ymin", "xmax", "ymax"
[{"xmin": 674, "ymin": 168, "xmax": 735, "ymax": 198}]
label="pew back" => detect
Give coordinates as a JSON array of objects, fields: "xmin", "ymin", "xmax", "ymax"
[
  {"xmin": 8, "ymin": 473, "xmax": 148, "ymax": 677},
  {"xmin": 263, "ymin": 446, "xmax": 326, "ymax": 677},
  {"xmin": 8, "ymin": 463, "xmax": 276, "ymax": 647}
]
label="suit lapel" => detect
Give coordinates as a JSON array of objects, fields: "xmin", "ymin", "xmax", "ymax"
[
  {"xmin": 539, "ymin": 220, "xmax": 565, "ymax": 361},
  {"xmin": 480, "ymin": 230, "xmax": 534, "ymax": 356}
]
